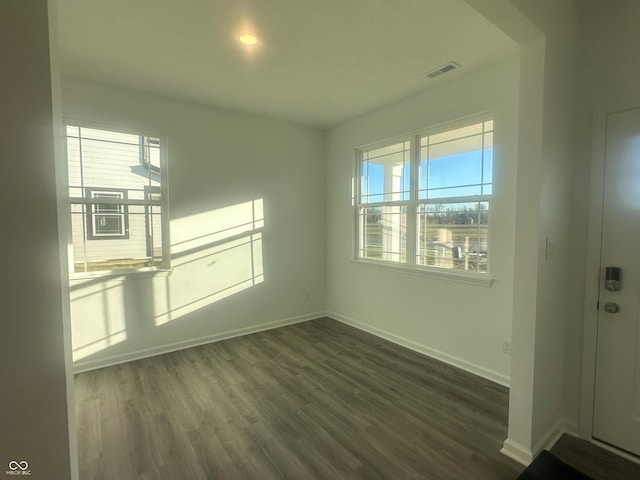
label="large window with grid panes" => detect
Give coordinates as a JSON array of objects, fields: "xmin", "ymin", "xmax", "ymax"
[
  {"xmin": 66, "ymin": 124, "xmax": 169, "ymax": 274},
  {"xmin": 356, "ymin": 116, "xmax": 493, "ymax": 274}
]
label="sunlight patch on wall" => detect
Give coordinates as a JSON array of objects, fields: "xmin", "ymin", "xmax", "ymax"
[
  {"xmin": 70, "ymin": 277, "xmax": 128, "ymax": 361},
  {"xmin": 154, "ymin": 199, "xmax": 265, "ymax": 325}
]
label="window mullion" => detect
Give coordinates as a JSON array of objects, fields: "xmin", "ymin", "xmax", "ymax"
[
  {"xmin": 481, "ymin": 122, "xmax": 486, "ymax": 194},
  {"xmin": 77, "ymin": 129, "xmax": 89, "ymax": 273},
  {"xmin": 354, "ymin": 150, "xmax": 362, "ymax": 259},
  {"xmin": 406, "ymin": 136, "xmax": 418, "ymax": 266},
  {"xmin": 159, "ymin": 137, "xmax": 171, "ymax": 268}
]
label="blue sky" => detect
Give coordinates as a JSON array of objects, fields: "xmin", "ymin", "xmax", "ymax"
[{"xmin": 362, "ymin": 148, "xmax": 493, "ymax": 202}]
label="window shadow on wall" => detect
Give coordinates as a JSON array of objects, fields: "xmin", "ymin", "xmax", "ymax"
[
  {"xmin": 153, "ymin": 198, "xmax": 265, "ymax": 326},
  {"xmin": 69, "ymin": 198, "xmax": 265, "ymax": 363},
  {"xmin": 69, "ymin": 276, "xmax": 129, "ymax": 361}
]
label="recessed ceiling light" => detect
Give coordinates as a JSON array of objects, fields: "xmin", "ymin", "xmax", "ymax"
[{"xmin": 239, "ymin": 33, "xmax": 258, "ymax": 46}]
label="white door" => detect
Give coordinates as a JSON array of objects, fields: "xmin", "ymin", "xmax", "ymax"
[{"xmin": 593, "ymin": 107, "xmax": 640, "ymax": 456}]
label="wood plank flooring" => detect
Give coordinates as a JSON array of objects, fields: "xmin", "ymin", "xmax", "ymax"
[
  {"xmin": 75, "ymin": 318, "xmax": 536, "ymax": 478},
  {"xmin": 551, "ymin": 434, "xmax": 640, "ymax": 480}
]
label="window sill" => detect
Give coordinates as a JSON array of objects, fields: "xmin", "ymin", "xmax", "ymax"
[
  {"xmin": 351, "ymin": 259, "xmax": 494, "ymax": 287},
  {"xmin": 69, "ymin": 267, "xmax": 174, "ymax": 281}
]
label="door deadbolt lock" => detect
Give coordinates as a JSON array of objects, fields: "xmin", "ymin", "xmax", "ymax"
[
  {"xmin": 603, "ymin": 302, "xmax": 620, "ymax": 314},
  {"xmin": 605, "ymin": 267, "xmax": 622, "ymax": 291}
]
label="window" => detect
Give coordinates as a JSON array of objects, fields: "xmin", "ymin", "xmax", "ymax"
[
  {"xmin": 66, "ymin": 125, "xmax": 169, "ymax": 273},
  {"xmin": 356, "ymin": 117, "xmax": 493, "ymax": 274},
  {"xmin": 86, "ymin": 188, "xmax": 128, "ymax": 239}
]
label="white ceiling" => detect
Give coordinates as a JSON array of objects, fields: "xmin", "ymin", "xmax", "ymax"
[{"xmin": 56, "ymin": 0, "xmax": 518, "ymax": 129}]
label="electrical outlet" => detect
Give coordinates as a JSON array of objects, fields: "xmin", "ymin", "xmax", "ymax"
[{"xmin": 501, "ymin": 339, "xmax": 511, "ymax": 355}]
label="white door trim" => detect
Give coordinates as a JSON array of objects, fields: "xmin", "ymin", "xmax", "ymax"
[
  {"xmin": 579, "ymin": 108, "xmax": 606, "ymax": 442},
  {"xmin": 580, "ymin": 100, "xmax": 640, "ymax": 451}
]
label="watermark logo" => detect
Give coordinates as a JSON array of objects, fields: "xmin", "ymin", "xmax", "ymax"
[{"xmin": 5, "ymin": 461, "xmax": 30, "ymax": 476}]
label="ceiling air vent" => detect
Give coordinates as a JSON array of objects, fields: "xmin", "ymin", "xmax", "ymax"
[{"xmin": 426, "ymin": 62, "xmax": 461, "ymax": 79}]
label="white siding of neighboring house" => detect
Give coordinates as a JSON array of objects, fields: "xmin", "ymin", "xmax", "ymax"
[{"xmin": 67, "ymin": 126, "xmax": 161, "ymax": 269}]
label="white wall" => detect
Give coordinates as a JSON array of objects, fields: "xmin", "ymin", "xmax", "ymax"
[
  {"xmin": 325, "ymin": 57, "xmax": 520, "ymax": 386},
  {"xmin": 467, "ymin": 0, "xmax": 579, "ymax": 464},
  {"xmin": 61, "ymin": 77, "xmax": 326, "ymax": 371},
  {"xmin": 524, "ymin": 0, "xmax": 578, "ymax": 447},
  {"xmin": 502, "ymin": 33, "xmax": 545, "ymax": 460},
  {"xmin": 464, "ymin": 1, "xmax": 580, "ymax": 463},
  {"xmin": 0, "ymin": 1, "xmax": 74, "ymax": 478}
]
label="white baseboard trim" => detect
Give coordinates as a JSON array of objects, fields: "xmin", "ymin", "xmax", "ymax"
[
  {"xmin": 327, "ymin": 311, "xmax": 510, "ymax": 387},
  {"xmin": 501, "ymin": 419, "xmax": 579, "ymax": 466},
  {"xmin": 532, "ymin": 419, "xmax": 579, "ymax": 455},
  {"xmin": 501, "ymin": 439, "xmax": 532, "ymax": 466},
  {"xmin": 73, "ymin": 312, "xmax": 324, "ymax": 373}
]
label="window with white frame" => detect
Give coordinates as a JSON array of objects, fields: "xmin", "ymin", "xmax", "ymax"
[
  {"xmin": 66, "ymin": 125, "xmax": 169, "ymax": 273},
  {"xmin": 86, "ymin": 188, "xmax": 128, "ymax": 239},
  {"xmin": 356, "ymin": 117, "xmax": 493, "ymax": 274}
]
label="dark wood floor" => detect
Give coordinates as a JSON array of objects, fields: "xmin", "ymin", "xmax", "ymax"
[
  {"xmin": 551, "ymin": 434, "xmax": 640, "ymax": 480},
  {"xmin": 74, "ymin": 317, "xmax": 639, "ymax": 479}
]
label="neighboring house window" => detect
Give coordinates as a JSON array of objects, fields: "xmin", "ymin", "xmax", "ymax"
[
  {"xmin": 85, "ymin": 188, "xmax": 129, "ymax": 239},
  {"xmin": 66, "ymin": 125, "xmax": 168, "ymax": 273},
  {"xmin": 356, "ymin": 116, "xmax": 493, "ymax": 274}
]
